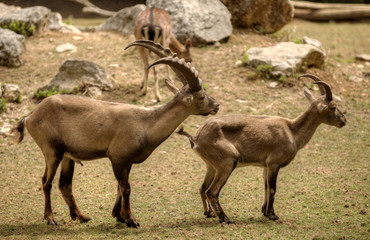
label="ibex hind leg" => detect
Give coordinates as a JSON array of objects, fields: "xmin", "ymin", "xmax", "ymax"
[
  {"xmin": 200, "ymin": 165, "xmax": 216, "ymax": 218},
  {"xmin": 41, "ymin": 149, "xmax": 63, "ymax": 225},
  {"xmin": 153, "ymin": 64, "xmax": 161, "ymax": 102},
  {"xmin": 138, "ymin": 47, "xmax": 149, "ymax": 95},
  {"xmin": 205, "ymin": 161, "xmax": 236, "ymax": 224},
  {"xmin": 59, "ymin": 157, "xmax": 91, "ymax": 223}
]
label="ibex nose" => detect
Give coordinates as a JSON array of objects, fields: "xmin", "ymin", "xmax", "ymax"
[{"xmin": 214, "ymin": 103, "xmax": 220, "ymax": 113}]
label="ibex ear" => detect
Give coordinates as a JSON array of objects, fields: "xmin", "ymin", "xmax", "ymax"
[
  {"xmin": 185, "ymin": 39, "xmax": 192, "ymax": 50},
  {"xmin": 303, "ymin": 87, "xmax": 314, "ymax": 103},
  {"xmin": 183, "ymin": 95, "xmax": 194, "ymax": 107},
  {"xmin": 165, "ymin": 79, "xmax": 179, "ymax": 95},
  {"xmin": 317, "ymin": 103, "xmax": 328, "ymax": 111}
]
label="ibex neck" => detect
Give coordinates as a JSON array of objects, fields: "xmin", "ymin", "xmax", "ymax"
[
  {"xmin": 146, "ymin": 97, "xmax": 189, "ymax": 143},
  {"xmin": 290, "ymin": 106, "xmax": 322, "ymax": 150},
  {"xmin": 169, "ymin": 34, "xmax": 185, "ymax": 54}
]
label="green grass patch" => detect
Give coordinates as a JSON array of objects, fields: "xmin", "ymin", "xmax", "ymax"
[{"xmin": 1, "ymin": 20, "xmax": 35, "ymax": 36}]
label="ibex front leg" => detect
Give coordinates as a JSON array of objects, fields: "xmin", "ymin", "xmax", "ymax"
[
  {"xmin": 262, "ymin": 165, "xmax": 280, "ymax": 220},
  {"xmin": 111, "ymin": 163, "xmax": 139, "ymax": 228}
]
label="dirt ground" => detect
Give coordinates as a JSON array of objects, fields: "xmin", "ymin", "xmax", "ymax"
[{"xmin": 0, "ymin": 20, "xmax": 369, "ymax": 134}]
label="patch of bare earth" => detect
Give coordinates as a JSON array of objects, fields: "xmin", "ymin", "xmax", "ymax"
[{"xmin": 1, "ymin": 26, "xmax": 369, "ymax": 139}]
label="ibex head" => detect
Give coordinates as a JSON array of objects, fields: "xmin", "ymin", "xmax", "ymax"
[
  {"xmin": 125, "ymin": 40, "xmax": 219, "ymax": 116},
  {"xmin": 176, "ymin": 39, "xmax": 192, "ymax": 63},
  {"xmin": 300, "ymin": 74, "xmax": 346, "ymax": 128}
]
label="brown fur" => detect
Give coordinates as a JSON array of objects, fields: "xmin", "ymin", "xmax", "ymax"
[
  {"xmin": 12, "ymin": 41, "xmax": 218, "ymax": 228},
  {"xmin": 178, "ymin": 77, "xmax": 346, "ymax": 224}
]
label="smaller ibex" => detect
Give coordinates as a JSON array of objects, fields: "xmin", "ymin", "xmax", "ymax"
[
  {"xmin": 134, "ymin": 7, "xmax": 192, "ymax": 102},
  {"xmin": 177, "ymin": 74, "xmax": 346, "ymax": 224},
  {"xmin": 12, "ymin": 40, "xmax": 218, "ymax": 228}
]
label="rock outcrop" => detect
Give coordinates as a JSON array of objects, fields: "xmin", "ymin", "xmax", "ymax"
[
  {"xmin": 0, "ymin": 6, "xmax": 51, "ymax": 35},
  {"xmin": 96, "ymin": 4, "xmax": 147, "ymax": 35},
  {"xmin": 0, "ymin": 28, "xmax": 25, "ymax": 67},
  {"xmin": 221, "ymin": 0, "xmax": 294, "ymax": 34},
  {"xmin": 245, "ymin": 40, "xmax": 326, "ymax": 78},
  {"xmin": 147, "ymin": 0, "xmax": 233, "ymax": 45},
  {"xmin": 45, "ymin": 59, "xmax": 113, "ymax": 93}
]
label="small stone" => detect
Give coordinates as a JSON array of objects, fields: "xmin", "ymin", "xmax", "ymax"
[
  {"xmin": 236, "ymin": 99, "xmax": 247, "ymax": 103},
  {"xmin": 72, "ymin": 36, "xmax": 83, "ymax": 40},
  {"xmin": 350, "ymin": 76, "xmax": 363, "ymax": 82},
  {"xmin": 213, "ymin": 41, "xmax": 221, "ymax": 48},
  {"xmin": 302, "ymin": 36, "xmax": 324, "ymax": 50},
  {"xmin": 235, "ymin": 60, "xmax": 243, "ymax": 67},
  {"xmin": 56, "ymin": 43, "xmax": 77, "ymax": 53},
  {"xmin": 3, "ymin": 83, "xmax": 21, "ymax": 102},
  {"xmin": 87, "ymin": 87, "xmax": 102, "ymax": 98},
  {"xmin": 268, "ymin": 82, "xmax": 279, "ymax": 88},
  {"xmin": 356, "ymin": 54, "xmax": 370, "ymax": 62}
]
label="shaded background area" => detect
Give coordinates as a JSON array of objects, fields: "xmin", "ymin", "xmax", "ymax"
[
  {"xmin": 308, "ymin": 0, "xmax": 369, "ymax": 2},
  {"xmin": 1, "ymin": 0, "xmax": 145, "ymax": 17}
]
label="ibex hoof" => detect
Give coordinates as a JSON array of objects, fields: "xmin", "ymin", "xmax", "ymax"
[
  {"xmin": 268, "ymin": 214, "xmax": 280, "ymax": 221},
  {"xmin": 46, "ymin": 218, "xmax": 59, "ymax": 226},
  {"xmin": 78, "ymin": 215, "xmax": 92, "ymax": 223},
  {"xmin": 126, "ymin": 219, "xmax": 140, "ymax": 228},
  {"xmin": 219, "ymin": 213, "xmax": 234, "ymax": 225},
  {"xmin": 112, "ymin": 213, "xmax": 125, "ymax": 223},
  {"xmin": 204, "ymin": 210, "xmax": 216, "ymax": 218},
  {"xmin": 263, "ymin": 212, "xmax": 280, "ymax": 221},
  {"xmin": 219, "ymin": 217, "xmax": 235, "ymax": 225},
  {"xmin": 116, "ymin": 217, "xmax": 125, "ymax": 223},
  {"xmin": 227, "ymin": 219, "xmax": 235, "ymax": 224}
]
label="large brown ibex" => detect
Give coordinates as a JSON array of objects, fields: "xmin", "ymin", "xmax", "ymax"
[
  {"xmin": 134, "ymin": 7, "xmax": 192, "ymax": 102},
  {"xmin": 12, "ymin": 40, "xmax": 218, "ymax": 228},
  {"xmin": 177, "ymin": 74, "xmax": 346, "ymax": 224}
]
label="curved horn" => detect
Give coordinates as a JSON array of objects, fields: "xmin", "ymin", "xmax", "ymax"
[
  {"xmin": 313, "ymin": 81, "xmax": 333, "ymax": 101},
  {"xmin": 148, "ymin": 56, "xmax": 202, "ymax": 91},
  {"xmin": 299, "ymin": 74, "xmax": 326, "ymax": 95},
  {"xmin": 124, "ymin": 40, "xmax": 173, "ymax": 58},
  {"xmin": 125, "ymin": 40, "xmax": 187, "ymax": 85}
]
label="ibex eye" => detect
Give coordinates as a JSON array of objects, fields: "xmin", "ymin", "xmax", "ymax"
[{"xmin": 200, "ymin": 97, "xmax": 205, "ymax": 100}]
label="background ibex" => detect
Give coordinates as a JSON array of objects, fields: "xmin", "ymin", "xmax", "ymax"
[
  {"xmin": 177, "ymin": 74, "xmax": 346, "ymax": 224},
  {"xmin": 12, "ymin": 40, "xmax": 218, "ymax": 228},
  {"xmin": 134, "ymin": 7, "xmax": 192, "ymax": 102}
]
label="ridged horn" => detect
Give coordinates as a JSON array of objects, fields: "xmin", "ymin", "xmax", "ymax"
[
  {"xmin": 148, "ymin": 56, "xmax": 202, "ymax": 91},
  {"xmin": 313, "ymin": 81, "xmax": 333, "ymax": 101},
  {"xmin": 299, "ymin": 74, "xmax": 328, "ymax": 98},
  {"xmin": 125, "ymin": 40, "xmax": 187, "ymax": 85},
  {"xmin": 124, "ymin": 40, "xmax": 173, "ymax": 58}
]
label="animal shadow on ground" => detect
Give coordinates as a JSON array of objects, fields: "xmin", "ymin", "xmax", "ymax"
[{"xmin": 0, "ymin": 216, "xmax": 281, "ymax": 237}]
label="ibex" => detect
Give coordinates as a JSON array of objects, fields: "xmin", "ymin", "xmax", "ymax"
[
  {"xmin": 177, "ymin": 74, "xmax": 346, "ymax": 224},
  {"xmin": 12, "ymin": 40, "xmax": 218, "ymax": 228},
  {"xmin": 134, "ymin": 7, "xmax": 192, "ymax": 102}
]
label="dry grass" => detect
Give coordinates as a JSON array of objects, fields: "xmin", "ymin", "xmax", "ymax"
[{"xmin": 0, "ymin": 19, "xmax": 369, "ymax": 239}]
